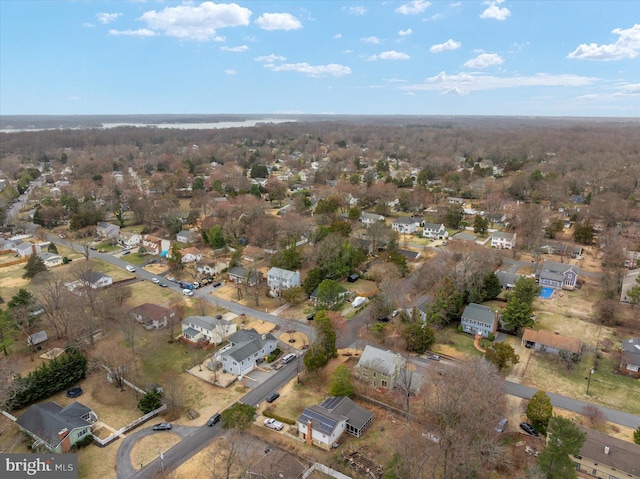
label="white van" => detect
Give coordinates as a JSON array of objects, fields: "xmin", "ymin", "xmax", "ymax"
[{"xmin": 282, "ymin": 353, "xmax": 296, "ymax": 364}]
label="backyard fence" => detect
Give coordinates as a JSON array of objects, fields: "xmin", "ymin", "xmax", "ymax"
[{"xmin": 92, "ymin": 404, "xmax": 167, "ymax": 447}]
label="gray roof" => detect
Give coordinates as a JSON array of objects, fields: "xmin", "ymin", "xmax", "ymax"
[
  {"xmin": 16, "ymin": 401, "xmax": 93, "ymax": 447},
  {"xmin": 423, "ymin": 222, "xmax": 444, "ymax": 231},
  {"xmin": 79, "ymin": 271, "xmax": 110, "ymax": 284},
  {"xmin": 183, "ymin": 327, "xmax": 199, "ymax": 337},
  {"xmin": 27, "ymin": 331, "xmax": 48, "ymax": 346},
  {"xmin": 37, "ymin": 252, "xmax": 61, "ymax": 261},
  {"xmin": 576, "ymin": 426, "xmax": 640, "ymax": 476},
  {"xmin": 492, "ymin": 231, "xmax": 515, "ymax": 240},
  {"xmin": 393, "ymin": 216, "xmax": 416, "ymax": 225},
  {"xmin": 452, "ymin": 232, "xmax": 477, "ymax": 242},
  {"xmin": 299, "ymin": 406, "xmax": 341, "ymax": 435},
  {"xmin": 268, "ymin": 267, "xmax": 298, "ymax": 281},
  {"xmin": 183, "ymin": 315, "xmax": 232, "ymax": 332},
  {"xmin": 319, "ymin": 396, "xmax": 373, "ymax": 431},
  {"xmin": 495, "ymin": 271, "xmax": 521, "ymax": 287},
  {"xmin": 223, "ymin": 328, "xmax": 277, "ymax": 362},
  {"xmin": 462, "ymin": 303, "xmax": 496, "ymax": 326},
  {"xmin": 621, "ymin": 338, "xmax": 640, "ymax": 365},
  {"xmin": 356, "ymin": 345, "xmax": 403, "ymax": 376}
]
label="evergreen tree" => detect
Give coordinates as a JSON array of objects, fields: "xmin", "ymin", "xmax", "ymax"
[
  {"xmin": 526, "ymin": 390, "xmax": 553, "ymax": 432},
  {"xmin": 23, "ymin": 255, "xmax": 47, "ymax": 279},
  {"xmin": 328, "ymin": 365, "xmax": 355, "ymax": 397},
  {"xmin": 221, "ymin": 403, "xmax": 256, "ymax": 432},
  {"xmin": 484, "ymin": 342, "xmax": 520, "ymax": 370},
  {"xmin": 482, "ymin": 272, "xmax": 503, "ymax": 300},
  {"xmin": 402, "ymin": 321, "xmax": 435, "ymax": 353},
  {"xmin": 538, "ymin": 415, "xmax": 586, "ymax": 479},
  {"xmin": 501, "ymin": 296, "xmax": 534, "ymax": 329}
]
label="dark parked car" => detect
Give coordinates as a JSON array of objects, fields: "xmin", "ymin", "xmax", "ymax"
[
  {"xmin": 66, "ymin": 387, "xmax": 83, "ymax": 398},
  {"xmin": 265, "ymin": 392, "xmax": 280, "ymax": 403},
  {"xmin": 152, "ymin": 423, "xmax": 172, "ymax": 431},
  {"xmin": 212, "ymin": 281, "xmax": 222, "ymax": 288},
  {"xmin": 158, "ymin": 282, "xmax": 168, "ymax": 288},
  {"xmin": 519, "ymin": 422, "xmax": 538, "ymax": 436},
  {"xmin": 207, "ymin": 413, "xmax": 222, "ymax": 426}
]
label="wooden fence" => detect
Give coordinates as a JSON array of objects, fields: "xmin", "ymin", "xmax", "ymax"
[{"xmin": 93, "ymin": 404, "xmax": 167, "ymax": 447}]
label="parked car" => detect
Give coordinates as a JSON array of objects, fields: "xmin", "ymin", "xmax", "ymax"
[
  {"xmin": 125, "ymin": 265, "xmax": 136, "ymax": 272},
  {"xmin": 212, "ymin": 281, "xmax": 222, "ymax": 288},
  {"xmin": 58, "ymin": 234, "xmax": 66, "ymax": 239},
  {"xmin": 264, "ymin": 418, "xmax": 284, "ymax": 431},
  {"xmin": 151, "ymin": 278, "xmax": 160, "ymax": 284},
  {"xmin": 207, "ymin": 413, "xmax": 222, "ymax": 426},
  {"xmin": 519, "ymin": 422, "xmax": 538, "ymax": 436},
  {"xmin": 200, "ymin": 277, "xmax": 213, "ymax": 285},
  {"xmin": 122, "ymin": 251, "xmax": 131, "ymax": 256},
  {"xmin": 192, "ymin": 281, "xmax": 200, "ymax": 289},
  {"xmin": 282, "ymin": 353, "xmax": 296, "ymax": 364},
  {"xmin": 166, "ymin": 276, "xmax": 176, "ymax": 282},
  {"xmin": 265, "ymin": 392, "xmax": 280, "ymax": 403},
  {"xmin": 182, "ymin": 289, "xmax": 194, "ymax": 296},
  {"xmin": 426, "ymin": 354, "xmax": 441, "ymax": 361},
  {"xmin": 158, "ymin": 282, "xmax": 168, "ymax": 288},
  {"xmin": 495, "ymin": 418, "xmax": 508, "ymax": 433},
  {"xmin": 152, "ymin": 423, "xmax": 172, "ymax": 431}
]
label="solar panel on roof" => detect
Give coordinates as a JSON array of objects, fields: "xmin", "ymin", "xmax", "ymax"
[
  {"xmin": 320, "ymin": 396, "xmax": 343, "ymax": 410},
  {"xmin": 300, "ymin": 409, "xmax": 337, "ymax": 435}
]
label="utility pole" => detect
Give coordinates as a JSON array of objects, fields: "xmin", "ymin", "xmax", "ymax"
[{"xmin": 586, "ymin": 368, "xmax": 595, "ymax": 395}]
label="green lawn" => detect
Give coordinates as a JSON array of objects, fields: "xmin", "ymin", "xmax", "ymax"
[
  {"xmin": 123, "ymin": 253, "xmax": 148, "ymax": 265},
  {"xmin": 138, "ymin": 330, "xmax": 209, "ymax": 382},
  {"xmin": 433, "ymin": 324, "xmax": 484, "ymax": 359}
]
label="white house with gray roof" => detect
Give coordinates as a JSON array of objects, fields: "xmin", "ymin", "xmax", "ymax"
[
  {"xmin": 423, "ymin": 223, "xmax": 448, "ymax": 239},
  {"xmin": 360, "ymin": 212, "xmax": 385, "ymax": 226},
  {"xmin": 391, "ymin": 216, "xmax": 420, "ymax": 234},
  {"xmin": 620, "ymin": 337, "xmax": 640, "ymax": 377},
  {"xmin": 461, "ymin": 303, "xmax": 498, "ymax": 338},
  {"xmin": 267, "ymin": 267, "xmax": 301, "ymax": 290},
  {"xmin": 297, "ymin": 396, "xmax": 373, "ymax": 450},
  {"xmin": 491, "ymin": 231, "xmax": 516, "ymax": 249},
  {"xmin": 536, "ymin": 260, "xmax": 579, "ymax": 290},
  {"xmin": 216, "ymin": 328, "xmax": 277, "ymax": 376},
  {"xmin": 38, "ymin": 251, "xmax": 63, "ymax": 268},
  {"xmin": 181, "ymin": 315, "xmax": 236, "ymax": 346}
]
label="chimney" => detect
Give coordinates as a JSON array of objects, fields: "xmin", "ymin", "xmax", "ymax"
[
  {"xmin": 262, "ymin": 334, "xmax": 266, "ymax": 340},
  {"xmin": 604, "ymin": 446, "xmax": 610, "ymax": 455},
  {"xmin": 306, "ymin": 420, "xmax": 313, "ymax": 445},
  {"xmin": 58, "ymin": 428, "xmax": 69, "ymax": 440},
  {"xmin": 32, "ymin": 244, "xmax": 37, "ymax": 256}
]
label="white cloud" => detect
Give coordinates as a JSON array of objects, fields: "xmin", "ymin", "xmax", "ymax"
[
  {"xmin": 138, "ymin": 2, "xmax": 252, "ymax": 41},
  {"xmin": 396, "ymin": 0, "xmax": 431, "ymax": 15},
  {"xmin": 406, "ymin": 91, "xmax": 415, "ymax": 96},
  {"xmin": 220, "ymin": 45, "xmax": 249, "ymax": 52},
  {"xmin": 334, "ymin": 33, "xmax": 342, "ymax": 39},
  {"xmin": 108, "ymin": 29, "xmax": 156, "ymax": 37},
  {"xmin": 367, "ymin": 50, "xmax": 410, "ymax": 61},
  {"xmin": 614, "ymin": 83, "xmax": 640, "ymax": 96},
  {"xmin": 347, "ymin": 6, "xmax": 368, "ymax": 16},
  {"xmin": 383, "ymin": 77, "xmax": 408, "ymax": 83},
  {"xmin": 255, "ymin": 12, "xmax": 302, "ymax": 31},
  {"xmin": 567, "ymin": 24, "xmax": 640, "ymax": 61},
  {"xmin": 361, "ymin": 36, "xmax": 381, "ymax": 44},
  {"xmin": 480, "ymin": 1, "xmax": 511, "ymax": 21},
  {"xmin": 576, "ymin": 94, "xmax": 598, "ymax": 100},
  {"xmin": 450, "ymin": 2, "xmax": 461, "ymax": 7},
  {"xmin": 403, "ymin": 71, "xmax": 598, "ymax": 95},
  {"xmin": 464, "ymin": 53, "xmax": 504, "ymax": 68},
  {"xmin": 443, "ymin": 87, "xmax": 468, "ymax": 96},
  {"xmin": 264, "ymin": 62, "xmax": 351, "ymax": 77},
  {"xmin": 429, "ymin": 39, "xmax": 461, "ymax": 53},
  {"xmin": 224, "ymin": 69, "xmax": 237, "ymax": 75},
  {"xmin": 254, "ymin": 54, "xmax": 287, "ymax": 63},
  {"xmin": 398, "ymin": 28, "xmax": 413, "ymax": 37},
  {"xmin": 97, "ymin": 12, "xmax": 122, "ymax": 25}
]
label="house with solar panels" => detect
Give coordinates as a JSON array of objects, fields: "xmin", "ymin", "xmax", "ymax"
[{"xmin": 297, "ymin": 396, "xmax": 373, "ymax": 450}]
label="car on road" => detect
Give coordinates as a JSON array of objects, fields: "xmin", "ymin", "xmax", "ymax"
[
  {"xmin": 264, "ymin": 418, "xmax": 284, "ymax": 431},
  {"xmin": 182, "ymin": 289, "xmax": 194, "ymax": 296},
  {"xmin": 207, "ymin": 413, "xmax": 222, "ymax": 426},
  {"xmin": 212, "ymin": 281, "xmax": 222, "ymax": 288},
  {"xmin": 152, "ymin": 423, "xmax": 172, "ymax": 431},
  {"xmin": 151, "ymin": 278, "xmax": 160, "ymax": 284},
  {"xmin": 122, "ymin": 250, "xmax": 131, "ymax": 256},
  {"xmin": 265, "ymin": 392, "xmax": 280, "ymax": 403},
  {"xmin": 58, "ymin": 234, "xmax": 66, "ymax": 239},
  {"xmin": 519, "ymin": 422, "xmax": 538, "ymax": 436},
  {"xmin": 495, "ymin": 418, "xmax": 508, "ymax": 433},
  {"xmin": 66, "ymin": 387, "xmax": 83, "ymax": 398},
  {"xmin": 426, "ymin": 354, "xmax": 441, "ymax": 361},
  {"xmin": 166, "ymin": 276, "xmax": 175, "ymax": 282},
  {"xmin": 159, "ymin": 282, "xmax": 168, "ymax": 288},
  {"xmin": 125, "ymin": 265, "xmax": 136, "ymax": 272},
  {"xmin": 192, "ymin": 281, "xmax": 200, "ymax": 289}
]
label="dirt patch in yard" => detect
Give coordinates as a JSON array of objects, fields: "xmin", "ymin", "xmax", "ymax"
[{"xmin": 143, "ymin": 263, "xmax": 169, "ymax": 275}]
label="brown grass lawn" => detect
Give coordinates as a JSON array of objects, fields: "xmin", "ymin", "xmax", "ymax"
[
  {"xmin": 78, "ymin": 441, "xmax": 118, "ymax": 479},
  {"xmin": 124, "ymin": 280, "xmax": 179, "ymax": 308},
  {"xmin": 130, "ymin": 432, "xmax": 182, "ymax": 468}
]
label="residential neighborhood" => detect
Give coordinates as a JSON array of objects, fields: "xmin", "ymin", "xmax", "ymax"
[{"xmin": 1, "ymin": 116, "xmax": 640, "ymax": 479}]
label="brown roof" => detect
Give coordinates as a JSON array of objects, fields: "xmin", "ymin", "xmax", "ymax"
[
  {"xmin": 248, "ymin": 447, "xmax": 306, "ymax": 478},
  {"xmin": 129, "ymin": 303, "xmax": 173, "ymax": 321},
  {"xmin": 182, "ymin": 247, "xmax": 202, "ymax": 255},
  {"xmin": 574, "ymin": 426, "xmax": 640, "ymax": 476},
  {"xmin": 522, "ymin": 328, "xmax": 582, "ymax": 354}
]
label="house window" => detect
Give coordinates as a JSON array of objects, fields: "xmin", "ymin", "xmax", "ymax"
[
  {"xmin": 373, "ymin": 372, "xmax": 377, "ymax": 378},
  {"xmin": 381, "ymin": 380, "xmax": 388, "ymax": 388},
  {"xmin": 77, "ymin": 429, "xmax": 87, "ymax": 438}
]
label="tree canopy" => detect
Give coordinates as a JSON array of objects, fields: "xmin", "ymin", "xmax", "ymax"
[
  {"xmin": 221, "ymin": 403, "xmax": 256, "ymax": 432},
  {"xmin": 538, "ymin": 415, "xmax": 586, "ymax": 479},
  {"xmin": 526, "ymin": 390, "xmax": 553, "ymax": 432},
  {"xmin": 328, "ymin": 364, "xmax": 355, "ymax": 397},
  {"xmin": 484, "ymin": 342, "xmax": 520, "ymax": 370}
]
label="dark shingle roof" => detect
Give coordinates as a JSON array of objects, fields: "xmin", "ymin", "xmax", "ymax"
[
  {"xmin": 16, "ymin": 401, "xmax": 92, "ymax": 447},
  {"xmin": 461, "ymin": 303, "xmax": 495, "ymax": 326}
]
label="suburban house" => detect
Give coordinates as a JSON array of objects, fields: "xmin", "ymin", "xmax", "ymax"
[
  {"xmin": 176, "ymin": 230, "xmax": 198, "ymax": 243},
  {"xmin": 620, "ymin": 269, "xmax": 640, "ymax": 303},
  {"xmin": 309, "ymin": 284, "xmax": 349, "ymax": 308},
  {"xmin": 37, "ymin": 251, "xmax": 63, "ymax": 267},
  {"xmin": 142, "ymin": 235, "xmax": 171, "ymax": 256},
  {"xmin": 228, "ymin": 266, "xmax": 262, "ymax": 286},
  {"xmin": 16, "ymin": 242, "xmax": 40, "ymax": 257},
  {"xmin": 79, "ymin": 271, "xmax": 113, "ymax": 289},
  {"xmin": 297, "ymin": 396, "xmax": 373, "ymax": 450},
  {"xmin": 572, "ymin": 426, "xmax": 640, "ymax": 479},
  {"xmin": 521, "ymin": 328, "xmax": 582, "ymax": 357},
  {"xmin": 355, "ymin": 345, "xmax": 416, "ymax": 391},
  {"xmin": 451, "ymin": 232, "xmax": 477, "ymax": 244},
  {"xmin": 16, "ymin": 401, "xmax": 97, "ymax": 453},
  {"xmin": 360, "ymin": 212, "xmax": 385, "ymax": 226},
  {"xmin": 118, "ymin": 231, "xmax": 142, "ymax": 248},
  {"xmin": 27, "ymin": 330, "xmax": 48, "ymax": 348},
  {"xmin": 460, "ymin": 303, "xmax": 498, "ymax": 338},
  {"xmin": 267, "ymin": 267, "xmax": 301, "ymax": 291},
  {"xmin": 487, "ymin": 212, "xmax": 507, "ymax": 226},
  {"xmin": 422, "ymin": 223, "xmax": 448, "ymax": 240},
  {"xmin": 96, "ymin": 221, "xmax": 120, "ymax": 240},
  {"xmin": 539, "ymin": 241, "xmax": 583, "ymax": 259},
  {"xmin": 180, "ymin": 247, "xmax": 204, "ymax": 264},
  {"xmin": 181, "ymin": 315, "xmax": 236, "ymax": 346},
  {"xmin": 536, "ymin": 260, "xmax": 579, "ymax": 290},
  {"xmin": 391, "ymin": 217, "xmax": 419, "ymax": 235},
  {"xmin": 129, "ymin": 303, "xmax": 175, "ymax": 330},
  {"xmin": 447, "ymin": 197, "xmax": 465, "ymax": 205},
  {"xmin": 491, "ymin": 231, "xmax": 517, "ymax": 249},
  {"xmin": 197, "ymin": 260, "xmax": 218, "ymax": 277},
  {"xmin": 216, "ymin": 329, "xmax": 277, "ymax": 376},
  {"xmin": 619, "ymin": 337, "xmax": 640, "ymax": 377},
  {"xmin": 495, "ymin": 271, "xmax": 522, "ymax": 289}
]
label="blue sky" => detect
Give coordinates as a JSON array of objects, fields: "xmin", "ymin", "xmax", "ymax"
[{"xmin": 1, "ymin": 1, "xmax": 638, "ymax": 117}]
